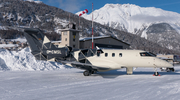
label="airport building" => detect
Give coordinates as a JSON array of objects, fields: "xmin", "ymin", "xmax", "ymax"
[
  {"xmin": 79, "ymin": 36, "xmax": 129, "ymax": 49},
  {"xmin": 53, "ymin": 23, "xmax": 130, "ymax": 49}
]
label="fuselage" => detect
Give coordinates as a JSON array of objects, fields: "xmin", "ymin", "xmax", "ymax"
[{"xmin": 86, "ymin": 49, "xmax": 173, "ymax": 72}]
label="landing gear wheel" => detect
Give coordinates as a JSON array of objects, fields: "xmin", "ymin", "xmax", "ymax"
[
  {"xmin": 83, "ymin": 71, "xmax": 90, "ymax": 76},
  {"xmin": 170, "ymin": 68, "xmax": 175, "ymax": 72},
  {"xmin": 91, "ymin": 70, "xmax": 95, "ymax": 74},
  {"xmin": 166, "ymin": 68, "xmax": 175, "ymax": 72},
  {"xmin": 153, "ymin": 72, "xmax": 159, "ymax": 76}
]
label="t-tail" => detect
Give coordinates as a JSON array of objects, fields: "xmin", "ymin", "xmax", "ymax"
[{"xmin": 24, "ymin": 28, "xmax": 73, "ymax": 62}]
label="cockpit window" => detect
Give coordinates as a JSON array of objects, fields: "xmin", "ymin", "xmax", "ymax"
[
  {"xmin": 149, "ymin": 52, "xmax": 156, "ymax": 57},
  {"xmin": 140, "ymin": 52, "xmax": 156, "ymax": 57}
]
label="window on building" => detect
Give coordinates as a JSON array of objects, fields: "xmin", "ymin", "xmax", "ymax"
[
  {"xmin": 119, "ymin": 53, "xmax": 122, "ymax": 57},
  {"xmin": 65, "ymin": 38, "xmax": 67, "ymax": 41},
  {"xmin": 112, "ymin": 53, "xmax": 115, "ymax": 57},
  {"xmin": 105, "ymin": 53, "xmax": 108, "ymax": 57},
  {"xmin": 63, "ymin": 32, "xmax": 67, "ymax": 35},
  {"xmin": 73, "ymin": 32, "xmax": 76, "ymax": 35},
  {"xmin": 73, "ymin": 45, "xmax": 75, "ymax": 48}
]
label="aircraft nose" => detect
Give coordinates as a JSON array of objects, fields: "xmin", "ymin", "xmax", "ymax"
[
  {"xmin": 164, "ymin": 61, "xmax": 173, "ymax": 67},
  {"xmin": 155, "ymin": 58, "xmax": 173, "ymax": 67}
]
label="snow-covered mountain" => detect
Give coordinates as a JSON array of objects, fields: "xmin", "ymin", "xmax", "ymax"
[
  {"xmin": 24, "ymin": 0, "xmax": 43, "ymax": 4},
  {"xmin": 80, "ymin": 4, "xmax": 180, "ymax": 34},
  {"xmin": 78, "ymin": 4, "xmax": 180, "ymax": 51}
]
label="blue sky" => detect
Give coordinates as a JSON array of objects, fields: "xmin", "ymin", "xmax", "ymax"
[{"xmin": 41, "ymin": 0, "xmax": 180, "ymax": 14}]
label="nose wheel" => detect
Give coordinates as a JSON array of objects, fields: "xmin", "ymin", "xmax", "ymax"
[
  {"xmin": 153, "ymin": 67, "xmax": 161, "ymax": 76},
  {"xmin": 153, "ymin": 72, "xmax": 160, "ymax": 76}
]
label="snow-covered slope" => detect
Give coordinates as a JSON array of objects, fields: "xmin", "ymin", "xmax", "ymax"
[
  {"xmin": 80, "ymin": 4, "xmax": 180, "ymax": 34},
  {"xmin": 25, "ymin": 0, "xmax": 42, "ymax": 4},
  {"xmin": 0, "ymin": 48, "xmax": 70, "ymax": 71}
]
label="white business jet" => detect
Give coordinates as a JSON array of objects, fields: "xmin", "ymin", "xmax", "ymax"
[{"xmin": 23, "ymin": 28, "xmax": 174, "ymax": 76}]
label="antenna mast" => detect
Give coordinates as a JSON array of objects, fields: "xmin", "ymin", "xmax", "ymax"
[{"xmin": 92, "ymin": 3, "xmax": 94, "ymax": 49}]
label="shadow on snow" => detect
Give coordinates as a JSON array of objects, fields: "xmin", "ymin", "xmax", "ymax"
[{"xmin": 77, "ymin": 69, "xmax": 180, "ymax": 79}]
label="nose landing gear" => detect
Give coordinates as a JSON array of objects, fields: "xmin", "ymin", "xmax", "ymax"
[
  {"xmin": 153, "ymin": 72, "xmax": 160, "ymax": 76},
  {"xmin": 153, "ymin": 67, "xmax": 161, "ymax": 76}
]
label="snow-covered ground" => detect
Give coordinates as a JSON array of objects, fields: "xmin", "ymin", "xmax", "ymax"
[
  {"xmin": 0, "ymin": 66, "xmax": 180, "ymax": 100},
  {"xmin": 0, "ymin": 48, "xmax": 180, "ymax": 100}
]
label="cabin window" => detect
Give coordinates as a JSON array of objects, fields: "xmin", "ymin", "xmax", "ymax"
[
  {"xmin": 119, "ymin": 53, "xmax": 122, "ymax": 57},
  {"xmin": 97, "ymin": 51, "xmax": 100, "ymax": 57},
  {"xmin": 105, "ymin": 53, "xmax": 108, "ymax": 57},
  {"xmin": 112, "ymin": 53, "xmax": 115, "ymax": 57},
  {"xmin": 140, "ymin": 52, "xmax": 156, "ymax": 57}
]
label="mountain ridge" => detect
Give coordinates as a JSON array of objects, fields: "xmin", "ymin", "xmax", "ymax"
[
  {"xmin": 0, "ymin": 0, "xmax": 179, "ymax": 54},
  {"xmin": 78, "ymin": 3, "xmax": 180, "ymax": 51}
]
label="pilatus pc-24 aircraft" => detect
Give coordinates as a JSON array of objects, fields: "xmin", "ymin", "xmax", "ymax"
[{"xmin": 23, "ymin": 28, "xmax": 174, "ymax": 76}]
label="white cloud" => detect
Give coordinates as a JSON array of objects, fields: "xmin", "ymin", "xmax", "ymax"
[{"xmin": 48, "ymin": 0, "xmax": 86, "ymax": 13}]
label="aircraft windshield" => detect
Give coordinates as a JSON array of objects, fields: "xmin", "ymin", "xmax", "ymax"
[{"xmin": 140, "ymin": 52, "xmax": 156, "ymax": 57}]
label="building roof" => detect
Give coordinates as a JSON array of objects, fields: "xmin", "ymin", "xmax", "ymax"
[
  {"xmin": 51, "ymin": 35, "xmax": 130, "ymax": 46},
  {"xmin": 59, "ymin": 28, "xmax": 81, "ymax": 32},
  {"xmin": 79, "ymin": 36, "xmax": 130, "ymax": 45},
  {"xmin": 51, "ymin": 40, "xmax": 61, "ymax": 43},
  {"xmin": 79, "ymin": 36, "xmax": 110, "ymax": 41}
]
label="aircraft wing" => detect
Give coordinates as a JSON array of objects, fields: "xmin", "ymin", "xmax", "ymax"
[{"xmin": 61, "ymin": 61, "xmax": 110, "ymax": 71}]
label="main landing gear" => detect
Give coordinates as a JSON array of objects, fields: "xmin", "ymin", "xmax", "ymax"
[
  {"xmin": 167, "ymin": 68, "xmax": 175, "ymax": 72},
  {"xmin": 83, "ymin": 70, "xmax": 96, "ymax": 76},
  {"xmin": 160, "ymin": 67, "xmax": 175, "ymax": 72}
]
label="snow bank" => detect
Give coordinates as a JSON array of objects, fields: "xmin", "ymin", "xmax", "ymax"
[
  {"xmin": 0, "ymin": 44, "xmax": 18, "ymax": 48},
  {"xmin": 0, "ymin": 48, "xmax": 70, "ymax": 71},
  {"xmin": 11, "ymin": 38, "xmax": 27, "ymax": 43}
]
